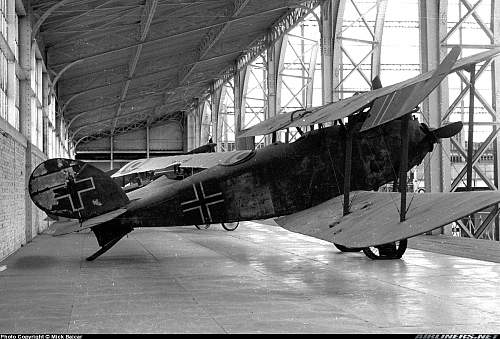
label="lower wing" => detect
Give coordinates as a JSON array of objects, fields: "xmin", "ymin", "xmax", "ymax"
[{"xmin": 275, "ymin": 190, "xmax": 500, "ymax": 248}]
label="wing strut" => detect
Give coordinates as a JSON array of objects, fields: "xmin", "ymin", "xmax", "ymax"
[
  {"xmin": 343, "ymin": 117, "xmax": 353, "ymax": 217},
  {"xmin": 361, "ymin": 113, "xmax": 411, "ymax": 259},
  {"xmin": 334, "ymin": 116, "xmax": 364, "ymax": 253},
  {"xmin": 399, "ymin": 113, "xmax": 410, "ymax": 222}
]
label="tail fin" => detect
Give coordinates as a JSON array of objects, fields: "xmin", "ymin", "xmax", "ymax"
[{"xmin": 29, "ymin": 158, "xmax": 129, "ymax": 221}]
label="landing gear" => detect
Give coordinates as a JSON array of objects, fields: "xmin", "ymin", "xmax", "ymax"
[
  {"xmin": 195, "ymin": 224, "xmax": 210, "ymax": 229},
  {"xmin": 221, "ymin": 221, "xmax": 239, "ymax": 231},
  {"xmin": 362, "ymin": 239, "xmax": 407, "ymax": 260},
  {"xmin": 194, "ymin": 222, "xmax": 239, "ymax": 231},
  {"xmin": 334, "ymin": 243, "xmax": 361, "ymax": 252}
]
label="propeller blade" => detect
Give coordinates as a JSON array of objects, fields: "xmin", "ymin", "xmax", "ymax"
[{"xmin": 431, "ymin": 121, "xmax": 463, "ymax": 139}]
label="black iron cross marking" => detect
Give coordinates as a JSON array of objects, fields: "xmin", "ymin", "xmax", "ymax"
[
  {"xmin": 181, "ymin": 182, "xmax": 224, "ymax": 224},
  {"xmin": 55, "ymin": 176, "xmax": 95, "ymax": 212}
]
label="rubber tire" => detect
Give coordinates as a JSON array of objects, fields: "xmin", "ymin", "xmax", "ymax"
[
  {"xmin": 334, "ymin": 243, "xmax": 362, "ymax": 252},
  {"xmin": 221, "ymin": 222, "xmax": 239, "ymax": 231},
  {"xmin": 195, "ymin": 224, "xmax": 210, "ymax": 230},
  {"xmin": 362, "ymin": 239, "xmax": 408, "ymax": 260}
]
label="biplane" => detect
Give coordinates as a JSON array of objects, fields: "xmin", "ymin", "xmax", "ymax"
[
  {"xmin": 28, "ymin": 46, "xmax": 500, "ymax": 261},
  {"xmin": 114, "ymin": 140, "xmax": 217, "ymax": 193}
]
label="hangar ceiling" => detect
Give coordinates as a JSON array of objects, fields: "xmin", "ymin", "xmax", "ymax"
[{"xmin": 30, "ymin": 0, "xmax": 314, "ymax": 148}]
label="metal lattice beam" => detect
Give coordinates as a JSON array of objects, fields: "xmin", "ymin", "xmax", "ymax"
[
  {"xmin": 111, "ymin": 0, "xmax": 159, "ymax": 133},
  {"xmin": 50, "ymin": 6, "xmax": 296, "ymax": 70},
  {"xmin": 210, "ymin": 0, "xmax": 321, "ymax": 93},
  {"xmin": 177, "ymin": 0, "xmax": 251, "ymax": 86}
]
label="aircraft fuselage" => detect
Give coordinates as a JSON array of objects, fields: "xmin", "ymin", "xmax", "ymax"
[{"xmin": 121, "ymin": 117, "xmax": 433, "ymax": 228}]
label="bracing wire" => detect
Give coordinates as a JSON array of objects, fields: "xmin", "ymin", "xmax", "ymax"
[
  {"xmin": 365, "ymin": 128, "xmax": 401, "ymax": 214},
  {"xmin": 327, "ymin": 149, "xmax": 343, "ymax": 198}
]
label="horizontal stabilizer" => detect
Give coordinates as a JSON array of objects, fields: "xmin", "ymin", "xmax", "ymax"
[
  {"xmin": 51, "ymin": 208, "xmax": 127, "ymax": 236},
  {"xmin": 276, "ymin": 191, "xmax": 500, "ymax": 248}
]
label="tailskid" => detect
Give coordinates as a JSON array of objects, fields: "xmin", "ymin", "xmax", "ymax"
[{"xmin": 87, "ymin": 222, "xmax": 133, "ymax": 261}]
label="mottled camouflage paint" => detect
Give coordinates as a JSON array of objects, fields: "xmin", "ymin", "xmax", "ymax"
[{"xmin": 122, "ymin": 117, "xmax": 432, "ymax": 228}]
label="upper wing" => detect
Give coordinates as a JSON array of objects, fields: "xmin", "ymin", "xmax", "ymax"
[
  {"xmin": 111, "ymin": 150, "xmax": 254, "ymax": 178},
  {"xmin": 275, "ymin": 190, "xmax": 500, "ymax": 248},
  {"xmin": 359, "ymin": 46, "xmax": 460, "ymax": 131},
  {"xmin": 240, "ymin": 46, "xmax": 500, "ymax": 138}
]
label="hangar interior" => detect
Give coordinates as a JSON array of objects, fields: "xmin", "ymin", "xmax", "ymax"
[{"xmin": 2, "ymin": 0, "xmax": 500, "ymax": 333}]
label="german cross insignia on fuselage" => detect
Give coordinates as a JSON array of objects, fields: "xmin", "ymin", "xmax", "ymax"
[{"xmin": 181, "ymin": 182, "xmax": 224, "ymax": 224}]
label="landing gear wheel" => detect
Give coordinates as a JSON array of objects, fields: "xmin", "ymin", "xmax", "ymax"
[
  {"xmin": 334, "ymin": 243, "xmax": 361, "ymax": 252},
  {"xmin": 362, "ymin": 239, "xmax": 407, "ymax": 260},
  {"xmin": 221, "ymin": 222, "xmax": 239, "ymax": 231},
  {"xmin": 195, "ymin": 224, "xmax": 210, "ymax": 230}
]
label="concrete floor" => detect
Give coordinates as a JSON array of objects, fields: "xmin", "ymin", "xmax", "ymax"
[{"xmin": 1, "ymin": 221, "xmax": 500, "ymax": 334}]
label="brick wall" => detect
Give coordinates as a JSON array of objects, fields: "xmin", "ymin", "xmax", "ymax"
[
  {"xmin": 0, "ymin": 133, "xmax": 27, "ymax": 261},
  {"xmin": 0, "ymin": 130, "xmax": 47, "ymax": 262}
]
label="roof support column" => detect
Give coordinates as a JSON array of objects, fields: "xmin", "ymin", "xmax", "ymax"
[
  {"xmin": 320, "ymin": 0, "xmax": 334, "ymax": 104},
  {"xmin": 110, "ymin": 135, "xmax": 114, "ymax": 170},
  {"xmin": 305, "ymin": 40, "xmax": 319, "ymax": 109},
  {"xmin": 186, "ymin": 108, "xmax": 196, "ymax": 152},
  {"xmin": 220, "ymin": 90, "xmax": 228, "ymax": 152},
  {"xmin": 146, "ymin": 124, "xmax": 150, "ymax": 158},
  {"xmin": 210, "ymin": 85, "xmax": 223, "ymax": 152},
  {"xmin": 193, "ymin": 98, "xmax": 203, "ymax": 148},
  {"xmin": 371, "ymin": 0, "xmax": 388, "ymax": 81},
  {"xmin": 419, "ymin": 0, "xmax": 450, "ymax": 193},
  {"xmin": 266, "ymin": 36, "xmax": 285, "ymax": 144},
  {"xmin": 200, "ymin": 100, "xmax": 211, "ymax": 145},
  {"xmin": 182, "ymin": 113, "xmax": 188, "ymax": 153},
  {"xmin": 19, "ymin": 13, "xmax": 33, "ymax": 244},
  {"xmin": 491, "ymin": 0, "xmax": 500, "ymax": 240},
  {"xmin": 234, "ymin": 65, "xmax": 254, "ymax": 150},
  {"xmin": 331, "ymin": 0, "xmax": 346, "ymax": 102}
]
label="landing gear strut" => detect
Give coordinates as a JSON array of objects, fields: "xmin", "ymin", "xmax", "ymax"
[
  {"xmin": 362, "ymin": 239, "xmax": 407, "ymax": 260},
  {"xmin": 195, "ymin": 224, "xmax": 210, "ymax": 229}
]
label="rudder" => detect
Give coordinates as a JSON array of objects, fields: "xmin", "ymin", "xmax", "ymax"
[{"xmin": 29, "ymin": 158, "xmax": 129, "ymax": 221}]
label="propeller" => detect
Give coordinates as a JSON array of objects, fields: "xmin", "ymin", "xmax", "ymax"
[
  {"xmin": 421, "ymin": 121, "xmax": 463, "ymax": 145},
  {"xmin": 430, "ymin": 121, "xmax": 463, "ymax": 139}
]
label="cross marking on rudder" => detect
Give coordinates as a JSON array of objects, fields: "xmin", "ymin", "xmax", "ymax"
[{"xmin": 54, "ymin": 176, "xmax": 95, "ymax": 212}]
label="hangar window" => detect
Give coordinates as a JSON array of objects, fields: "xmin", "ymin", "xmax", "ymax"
[
  {"xmin": 10, "ymin": 11, "xmax": 19, "ymax": 130},
  {"xmin": 0, "ymin": 50, "xmax": 7, "ymax": 124},
  {"xmin": 0, "ymin": 0, "xmax": 6, "ymax": 127},
  {"xmin": 0, "ymin": 0, "xmax": 6, "ymax": 38},
  {"xmin": 30, "ymin": 57, "xmax": 43, "ymax": 150}
]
